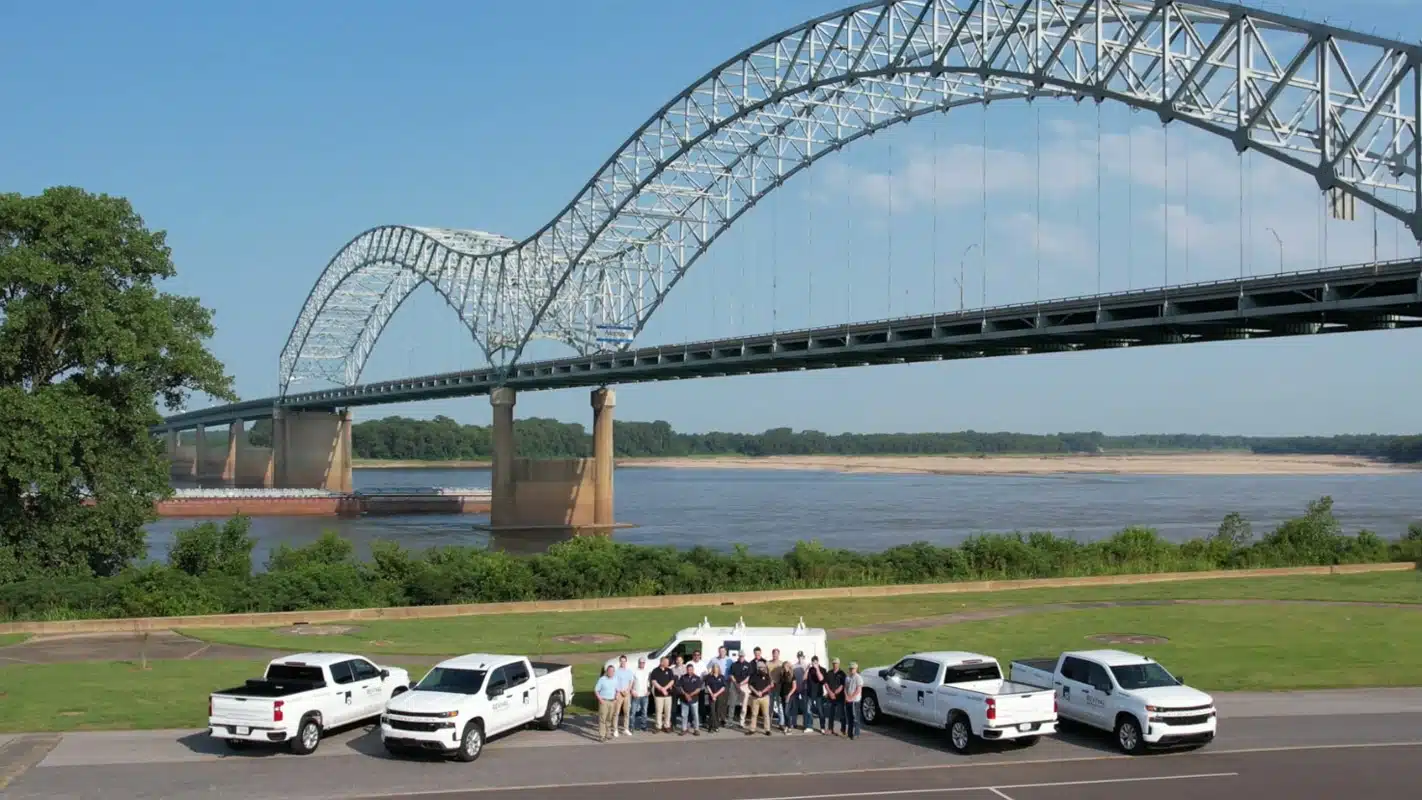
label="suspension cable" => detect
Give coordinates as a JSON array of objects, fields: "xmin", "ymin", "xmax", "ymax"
[
  {"xmin": 933, "ymin": 123, "xmax": 939, "ymax": 319},
  {"xmin": 1035, "ymin": 99, "xmax": 1042, "ymax": 303},
  {"xmin": 888, "ymin": 140, "xmax": 895, "ymax": 316},
  {"xmin": 1096, "ymin": 100, "xmax": 1103, "ymax": 295},
  {"xmin": 1128, "ymin": 117, "xmax": 1134, "ymax": 290},
  {"xmin": 1164, "ymin": 121, "xmax": 1170, "ymax": 290},
  {"xmin": 981, "ymin": 102, "xmax": 988, "ymax": 310}
]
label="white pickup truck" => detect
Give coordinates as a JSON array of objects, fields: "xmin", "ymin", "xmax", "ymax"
[
  {"xmin": 208, "ymin": 652, "xmax": 411, "ymax": 754},
  {"xmin": 859, "ymin": 651, "xmax": 1057, "ymax": 753},
  {"xmin": 380, "ymin": 653, "xmax": 574, "ymax": 762},
  {"xmin": 1010, "ymin": 649, "xmax": 1217, "ymax": 754}
]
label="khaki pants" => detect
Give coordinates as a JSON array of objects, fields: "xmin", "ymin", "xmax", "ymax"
[
  {"xmin": 597, "ymin": 699, "xmax": 616, "ymax": 740},
  {"xmin": 748, "ymin": 696, "xmax": 771, "ymax": 733},
  {"xmin": 613, "ymin": 694, "xmax": 629, "ymax": 731},
  {"xmin": 653, "ymin": 694, "xmax": 672, "ymax": 729}
]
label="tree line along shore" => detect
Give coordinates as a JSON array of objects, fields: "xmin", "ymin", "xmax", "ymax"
[
  {"xmin": 206, "ymin": 416, "xmax": 1422, "ymax": 464},
  {"xmin": 2, "ymin": 497, "xmax": 1418, "ymax": 623}
]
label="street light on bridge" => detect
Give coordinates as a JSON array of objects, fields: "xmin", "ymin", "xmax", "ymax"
[
  {"xmin": 1265, "ymin": 227, "xmax": 1284, "ymax": 275},
  {"xmin": 959, "ymin": 243, "xmax": 979, "ymax": 312}
]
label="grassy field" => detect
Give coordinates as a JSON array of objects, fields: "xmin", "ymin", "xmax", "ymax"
[
  {"xmin": 4, "ymin": 600, "xmax": 1420, "ymax": 733},
  {"xmin": 0, "ymin": 634, "xmax": 30, "ymax": 647},
  {"xmin": 179, "ymin": 570, "xmax": 1422, "ymax": 658}
]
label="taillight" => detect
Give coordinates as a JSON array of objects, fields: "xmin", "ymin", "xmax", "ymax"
[
  {"xmin": 1054, "ymin": 698, "xmax": 1058, "ymax": 713},
  {"xmin": 208, "ymin": 697, "xmax": 212, "ymax": 717},
  {"xmin": 985, "ymin": 698, "xmax": 996, "ymax": 721},
  {"xmin": 273, "ymin": 701, "xmax": 285, "ymax": 722}
]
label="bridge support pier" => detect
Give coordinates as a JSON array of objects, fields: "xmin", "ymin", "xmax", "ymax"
[
  {"xmin": 272, "ymin": 409, "xmax": 353, "ymax": 492},
  {"xmin": 195, "ymin": 423, "xmax": 238, "ymax": 486},
  {"xmin": 233, "ymin": 421, "xmax": 275, "ymax": 489},
  {"xmin": 481, "ymin": 385, "xmax": 626, "ymax": 545},
  {"xmin": 165, "ymin": 430, "xmax": 196, "ymax": 482}
]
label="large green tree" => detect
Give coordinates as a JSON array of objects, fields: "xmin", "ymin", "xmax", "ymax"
[{"xmin": 0, "ymin": 187, "xmax": 234, "ymax": 579}]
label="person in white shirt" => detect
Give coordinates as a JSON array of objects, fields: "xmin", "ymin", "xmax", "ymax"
[{"xmin": 629, "ymin": 657, "xmax": 651, "ymax": 732}]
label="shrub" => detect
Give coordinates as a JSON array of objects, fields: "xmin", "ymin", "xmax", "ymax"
[{"xmin": 0, "ymin": 497, "xmax": 1414, "ymax": 622}]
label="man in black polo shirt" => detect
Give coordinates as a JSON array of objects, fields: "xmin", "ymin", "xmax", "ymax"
[
  {"xmin": 729, "ymin": 653, "xmax": 752, "ymax": 728},
  {"xmin": 822, "ymin": 657, "xmax": 847, "ymax": 736},
  {"xmin": 648, "ymin": 657, "xmax": 676, "ymax": 734},
  {"xmin": 676, "ymin": 664, "xmax": 704, "ymax": 736},
  {"xmin": 745, "ymin": 662, "xmax": 774, "ymax": 736}
]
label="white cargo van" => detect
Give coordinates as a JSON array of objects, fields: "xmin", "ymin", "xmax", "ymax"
[{"xmin": 605, "ymin": 617, "xmax": 829, "ymax": 676}]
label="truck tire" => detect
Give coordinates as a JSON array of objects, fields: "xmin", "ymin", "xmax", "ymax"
[
  {"xmin": 1114, "ymin": 714, "xmax": 1146, "ymax": 755},
  {"xmin": 860, "ymin": 691, "xmax": 882, "ymax": 726},
  {"xmin": 540, "ymin": 692, "xmax": 566, "ymax": 731},
  {"xmin": 946, "ymin": 713, "xmax": 975, "ymax": 755},
  {"xmin": 454, "ymin": 722, "xmax": 484, "ymax": 763},
  {"xmin": 289, "ymin": 715, "xmax": 323, "ymax": 755}
]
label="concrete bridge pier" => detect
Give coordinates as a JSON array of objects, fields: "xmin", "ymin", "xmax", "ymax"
[
  {"xmin": 484, "ymin": 385, "xmax": 622, "ymax": 539},
  {"xmin": 233, "ymin": 421, "xmax": 275, "ymax": 489},
  {"xmin": 167, "ymin": 430, "xmax": 196, "ymax": 481},
  {"xmin": 195, "ymin": 424, "xmax": 238, "ymax": 486},
  {"xmin": 271, "ymin": 409, "xmax": 353, "ymax": 492}
]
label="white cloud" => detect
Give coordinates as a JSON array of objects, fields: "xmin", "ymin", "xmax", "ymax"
[{"xmin": 816, "ymin": 113, "xmax": 1415, "ymax": 269}]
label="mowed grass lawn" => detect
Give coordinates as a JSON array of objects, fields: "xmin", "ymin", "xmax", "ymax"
[
  {"xmin": 1, "ymin": 571, "xmax": 1419, "ymax": 733},
  {"xmin": 179, "ymin": 570, "xmax": 1422, "ymax": 657},
  {"xmin": 0, "ymin": 634, "xmax": 29, "ymax": 647}
]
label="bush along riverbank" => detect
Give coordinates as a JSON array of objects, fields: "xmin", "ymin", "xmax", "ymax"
[{"xmin": 1, "ymin": 497, "xmax": 1419, "ymax": 622}]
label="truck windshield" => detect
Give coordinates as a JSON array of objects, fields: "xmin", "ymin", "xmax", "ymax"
[
  {"xmin": 1109, "ymin": 663, "xmax": 1179, "ymax": 690},
  {"xmin": 414, "ymin": 668, "xmax": 487, "ymax": 694},
  {"xmin": 266, "ymin": 664, "xmax": 325, "ymax": 683},
  {"xmin": 649, "ymin": 635, "xmax": 678, "ymax": 660}
]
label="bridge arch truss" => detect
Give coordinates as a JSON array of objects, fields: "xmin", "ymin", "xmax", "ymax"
[{"xmin": 279, "ymin": 0, "xmax": 1422, "ymax": 395}]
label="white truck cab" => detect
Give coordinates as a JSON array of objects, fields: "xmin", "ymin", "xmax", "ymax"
[
  {"xmin": 1010, "ymin": 650, "xmax": 1216, "ymax": 754},
  {"xmin": 859, "ymin": 651, "xmax": 1057, "ymax": 753},
  {"xmin": 604, "ymin": 617, "xmax": 828, "ymax": 676},
  {"xmin": 381, "ymin": 653, "xmax": 574, "ymax": 762},
  {"xmin": 208, "ymin": 652, "xmax": 410, "ymax": 754}
]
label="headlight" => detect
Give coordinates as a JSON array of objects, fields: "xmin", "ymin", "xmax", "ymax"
[{"xmin": 434, "ymin": 710, "xmax": 459, "ymax": 718}]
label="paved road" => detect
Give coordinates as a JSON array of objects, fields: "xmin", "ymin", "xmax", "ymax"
[{"xmin": 2, "ymin": 690, "xmax": 1420, "ymax": 799}]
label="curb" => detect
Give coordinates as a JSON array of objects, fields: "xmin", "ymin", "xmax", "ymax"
[{"xmin": 0, "ymin": 562, "xmax": 1412, "ymax": 636}]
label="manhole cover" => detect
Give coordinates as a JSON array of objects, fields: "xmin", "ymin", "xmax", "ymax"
[
  {"xmin": 550, "ymin": 633, "xmax": 629, "ymax": 645},
  {"xmin": 1087, "ymin": 633, "xmax": 1170, "ymax": 645},
  {"xmin": 274, "ymin": 625, "xmax": 360, "ymax": 636}
]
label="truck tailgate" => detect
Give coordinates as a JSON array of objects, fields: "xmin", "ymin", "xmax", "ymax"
[
  {"xmin": 210, "ymin": 695, "xmax": 276, "ymax": 725},
  {"xmin": 991, "ymin": 690, "xmax": 1055, "ymax": 726}
]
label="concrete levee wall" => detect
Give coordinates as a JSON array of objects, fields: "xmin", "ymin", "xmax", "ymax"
[
  {"xmin": 508, "ymin": 457, "xmax": 597, "ymax": 527},
  {"xmin": 0, "ymin": 562, "xmax": 1411, "ymax": 636}
]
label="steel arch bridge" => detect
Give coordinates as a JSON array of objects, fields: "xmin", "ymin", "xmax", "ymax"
[{"xmin": 277, "ymin": 0, "xmax": 1422, "ymax": 397}]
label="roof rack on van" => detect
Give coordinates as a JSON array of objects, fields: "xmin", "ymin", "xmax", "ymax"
[
  {"xmin": 794, "ymin": 617, "xmax": 806, "ymax": 634},
  {"xmin": 734, "ymin": 617, "xmax": 746, "ymax": 632},
  {"xmin": 697, "ymin": 616, "xmax": 711, "ymax": 631}
]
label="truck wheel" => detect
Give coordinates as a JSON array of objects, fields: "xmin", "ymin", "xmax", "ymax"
[
  {"xmin": 860, "ymin": 692, "xmax": 882, "ymax": 726},
  {"xmin": 1115, "ymin": 715, "xmax": 1146, "ymax": 755},
  {"xmin": 946, "ymin": 714, "xmax": 975, "ymax": 754},
  {"xmin": 540, "ymin": 693, "xmax": 565, "ymax": 731},
  {"xmin": 454, "ymin": 722, "xmax": 484, "ymax": 763},
  {"xmin": 289, "ymin": 716, "xmax": 322, "ymax": 755}
]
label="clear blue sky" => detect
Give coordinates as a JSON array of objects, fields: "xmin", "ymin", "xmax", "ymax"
[{"xmin": 4, "ymin": 0, "xmax": 1420, "ymax": 436}]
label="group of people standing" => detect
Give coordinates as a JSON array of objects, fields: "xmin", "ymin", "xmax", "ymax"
[{"xmin": 594, "ymin": 645, "xmax": 864, "ymax": 742}]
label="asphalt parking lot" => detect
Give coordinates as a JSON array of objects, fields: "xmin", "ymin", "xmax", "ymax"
[{"xmin": 2, "ymin": 689, "xmax": 1420, "ymax": 799}]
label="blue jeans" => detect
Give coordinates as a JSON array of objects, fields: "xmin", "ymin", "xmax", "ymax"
[
  {"xmin": 679, "ymin": 699, "xmax": 700, "ymax": 732},
  {"xmin": 820, "ymin": 696, "xmax": 842, "ymax": 731},
  {"xmin": 845, "ymin": 700, "xmax": 861, "ymax": 738},
  {"xmin": 799, "ymin": 693, "xmax": 821, "ymax": 729},
  {"xmin": 774, "ymin": 695, "xmax": 790, "ymax": 728},
  {"xmin": 630, "ymin": 695, "xmax": 648, "ymax": 730}
]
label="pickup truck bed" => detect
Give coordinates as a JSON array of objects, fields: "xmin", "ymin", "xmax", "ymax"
[
  {"xmin": 1012, "ymin": 658, "xmax": 1059, "ymax": 674},
  {"xmin": 212, "ymin": 678, "xmax": 325, "ymax": 698},
  {"xmin": 530, "ymin": 662, "xmax": 570, "ymax": 677}
]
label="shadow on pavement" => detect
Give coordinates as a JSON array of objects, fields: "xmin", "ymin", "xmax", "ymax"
[{"xmin": 178, "ymin": 721, "xmax": 381, "ymax": 758}]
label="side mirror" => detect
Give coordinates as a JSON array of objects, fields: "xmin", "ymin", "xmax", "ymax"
[
  {"xmin": 380, "ymin": 669, "xmax": 390, "ymax": 680},
  {"xmin": 1176, "ymin": 675, "xmax": 1185, "ymax": 685},
  {"xmin": 878, "ymin": 669, "xmax": 890, "ymax": 679},
  {"xmin": 487, "ymin": 682, "xmax": 506, "ymax": 698}
]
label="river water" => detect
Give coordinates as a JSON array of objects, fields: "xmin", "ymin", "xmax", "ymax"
[{"xmin": 145, "ymin": 466, "xmax": 1422, "ymax": 566}]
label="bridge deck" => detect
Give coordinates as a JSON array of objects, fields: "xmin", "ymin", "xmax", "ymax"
[{"xmin": 155, "ymin": 259, "xmax": 1422, "ymax": 431}]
